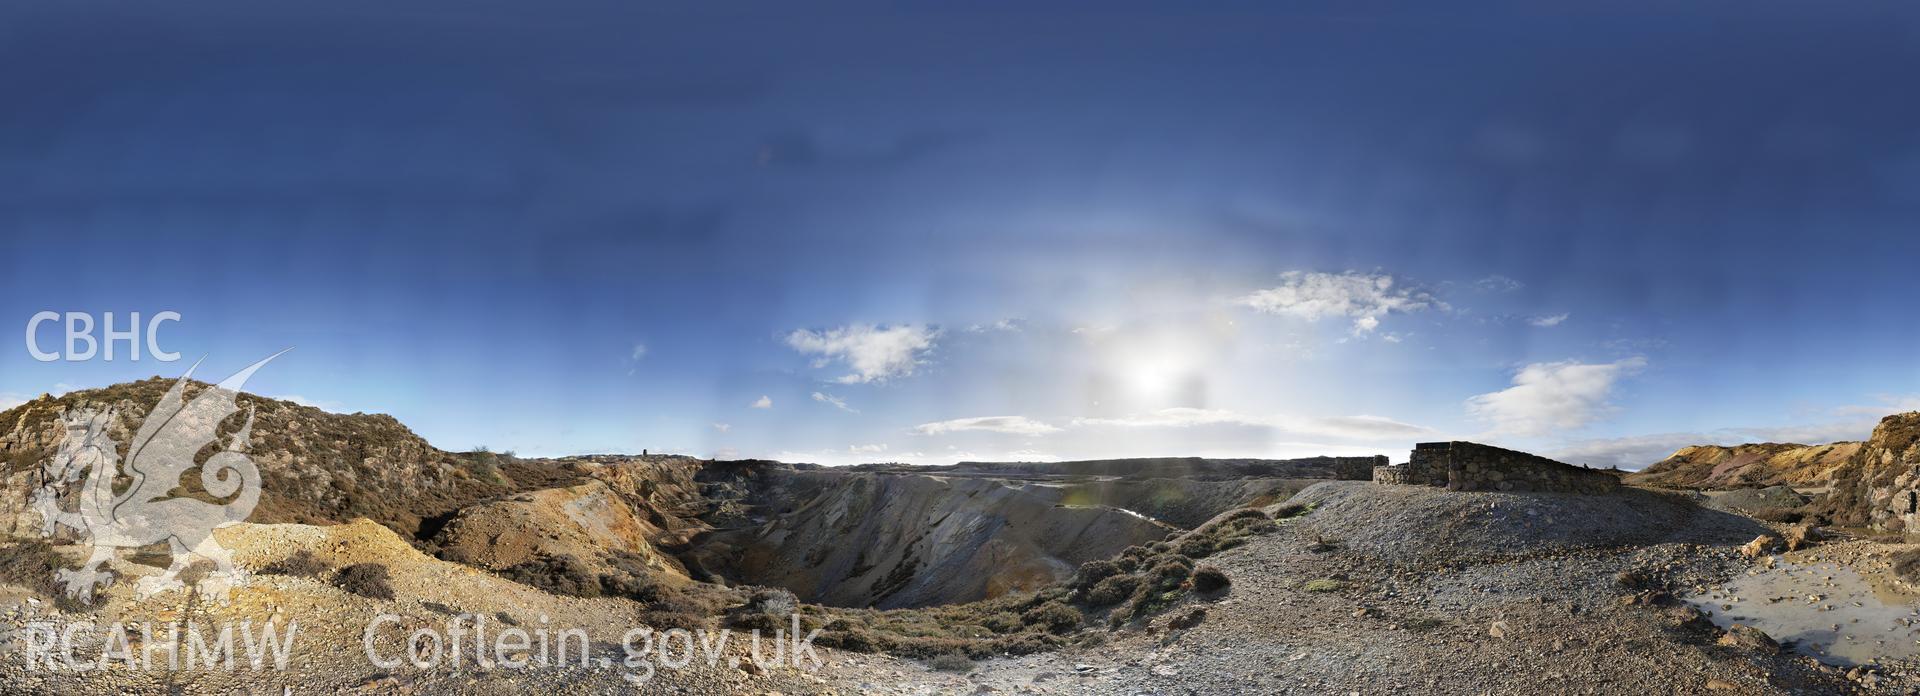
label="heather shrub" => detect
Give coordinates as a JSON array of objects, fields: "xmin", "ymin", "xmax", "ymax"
[
  {"xmin": 335, "ymin": 563, "xmax": 395, "ymax": 600},
  {"xmin": 1085, "ymin": 574, "xmax": 1140, "ymax": 606},
  {"xmin": 981, "ymin": 611, "xmax": 1023, "ymax": 633},
  {"xmin": 1272, "ymin": 502, "xmax": 1313, "ymax": 519},
  {"xmin": 260, "ymin": 550, "xmax": 330, "ymax": 578},
  {"xmin": 1021, "ymin": 600, "xmax": 1083, "ymax": 633},
  {"xmin": 500, "ymin": 554, "xmax": 601, "ymax": 598},
  {"xmin": 1191, "ymin": 565, "xmax": 1230, "ymax": 593},
  {"xmin": 928, "ymin": 652, "xmax": 975, "ymax": 672},
  {"xmin": 1070, "ymin": 560, "xmax": 1122, "ymax": 589},
  {"xmin": 0, "ymin": 540, "xmax": 86, "ymax": 611}
]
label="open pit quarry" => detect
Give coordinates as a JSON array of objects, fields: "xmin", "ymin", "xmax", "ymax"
[{"xmin": 0, "ymin": 382, "xmax": 1916, "ymax": 694}]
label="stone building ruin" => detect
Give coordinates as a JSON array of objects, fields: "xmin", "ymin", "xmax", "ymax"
[{"xmin": 1373, "ymin": 441, "xmax": 1620, "ymax": 494}]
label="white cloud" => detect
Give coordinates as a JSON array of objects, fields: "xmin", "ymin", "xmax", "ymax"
[
  {"xmin": 1235, "ymin": 271, "xmax": 1440, "ymax": 336},
  {"xmin": 1475, "ymin": 275, "xmax": 1524, "ymax": 292},
  {"xmin": 848, "ymin": 443, "xmax": 888, "ymax": 454},
  {"xmin": 1546, "ymin": 432, "xmax": 1709, "ymax": 470},
  {"xmin": 1001, "ymin": 449, "xmax": 1061, "ymax": 462},
  {"xmin": 1726, "ymin": 422, "xmax": 1876, "ymax": 444},
  {"xmin": 276, "ymin": 394, "xmax": 346, "ymax": 412},
  {"xmin": 0, "ymin": 393, "xmax": 28, "ymax": 412},
  {"xmin": 1071, "ymin": 408, "xmax": 1432, "ymax": 440},
  {"xmin": 786, "ymin": 324, "xmax": 939, "ymax": 384},
  {"xmin": 1836, "ymin": 394, "xmax": 1920, "ymax": 417},
  {"xmin": 811, "ymin": 391, "xmax": 857, "ymax": 413},
  {"xmin": 1305, "ymin": 415, "xmax": 1439, "ymax": 439},
  {"xmin": 1072, "ymin": 408, "xmax": 1267, "ymax": 429},
  {"xmin": 750, "ymin": 395, "xmax": 773, "ymax": 409},
  {"xmin": 914, "ymin": 416, "xmax": 1061, "ymax": 436},
  {"xmin": 1528, "ymin": 313, "xmax": 1569, "ymax": 328},
  {"xmin": 964, "ymin": 319, "xmax": 1023, "ymax": 333},
  {"xmin": 712, "ymin": 422, "xmax": 731, "ymax": 433},
  {"xmin": 1466, "ymin": 357, "xmax": 1647, "ymax": 437},
  {"xmin": 627, "ymin": 341, "xmax": 648, "ymax": 375}
]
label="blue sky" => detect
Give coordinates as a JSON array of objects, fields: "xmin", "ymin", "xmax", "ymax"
[{"xmin": 3, "ymin": 2, "xmax": 1919, "ymax": 467}]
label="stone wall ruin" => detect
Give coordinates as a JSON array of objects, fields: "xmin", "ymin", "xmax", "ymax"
[{"xmin": 1373, "ymin": 441, "xmax": 1620, "ymax": 494}]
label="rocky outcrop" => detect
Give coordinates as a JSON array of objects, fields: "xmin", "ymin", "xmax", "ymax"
[
  {"xmin": 1811, "ymin": 412, "xmax": 1920, "ymax": 530},
  {"xmin": 1625, "ymin": 442, "xmax": 1860, "ymax": 490},
  {"xmin": 428, "ymin": 457, "xmax": 710, "ymax": 581},
  {"xmin": 0, "ymin": 378, "xmax": 583, "ymax": 537},
  {"xmin": 1628, "ymin": 412, "xmax": 1920, "ymax": 532}
]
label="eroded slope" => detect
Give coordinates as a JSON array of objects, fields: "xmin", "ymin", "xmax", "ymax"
[{"xmin": 691, "ymin": 471, "xmax": 1179, "ymax": 608}]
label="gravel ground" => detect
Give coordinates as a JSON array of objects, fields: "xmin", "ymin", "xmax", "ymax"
[
  {"xmin": 0, "ymin": 482, "xmax": 1899, "ymax": 694},
  {"xmin": 897, "ymin": 482, "xmax": 1865, "ymax": 695}
]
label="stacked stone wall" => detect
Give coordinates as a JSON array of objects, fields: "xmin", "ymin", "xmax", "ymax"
[
  {"xmin": 1329, "ymin": 455, "xmax": 1390, "ymax": 481},
  {"xmin": 1372, "ymin": 441, "xmax": 1619, "ymax": 494}
]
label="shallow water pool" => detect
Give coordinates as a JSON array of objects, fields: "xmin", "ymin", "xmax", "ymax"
[{"xmin": 1687, "ymin": 560, "xmax": 1920, "ymax": 666}]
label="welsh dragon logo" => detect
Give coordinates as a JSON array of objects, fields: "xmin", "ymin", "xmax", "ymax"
[{"xmin": 32, "ymin": 351, "xmax": 285, "ymax": 604}]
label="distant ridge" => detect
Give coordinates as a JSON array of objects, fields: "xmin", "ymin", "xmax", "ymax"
[
  {"xmin": 1624, "ymin": 441, "xmax": 1861, "ymax": 490},
  {"xmin": 849, "ymin": 455, "xmax": 1386, "ymax": 481}
]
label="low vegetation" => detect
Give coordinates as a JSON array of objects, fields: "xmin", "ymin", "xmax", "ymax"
[
  {"xmin": 1400, "ymin": 616, "xmax": 1447, "ymax": 633},
  {"xmin": 1191, "ymin": 565, "xmax": 1230, "ymax": 593},
  {"xmin": 1894, "ymin": 549, "xmax": 1920, "ymax": 585},
  {"xmin": 0, "ymin": 540, "xmax": 86, "ymax": 611},
  {"xmin": 1303, "ymin": 578, "xmax": 1347, "ymax": 593},
  {"xmin": 498, "ymin": 551, "xmax": 737, "ymax": 629},
  {"xmin": 259, "ymin": 549, "xmax": 331, "ymax": 578},
  {"xmin": 334, "ymin": 563, "xmax": 395, "ymax": 600},
  {"xmin": 1175, "ymin": 508, "xmax": 1279, "ymax": 559},
  {"xmin": 722, "ymin": 511, "xmax": 1265, "ymax": 661},
  {"xmin": 928, "ymin": 652, "xmax": 975, "ymax": 672}
]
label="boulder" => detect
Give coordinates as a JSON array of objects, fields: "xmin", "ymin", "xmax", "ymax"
[
  {"xmin": 1715, "ymin": 624, "xmax": 1779, "ymax": 653},
  {"xmin": 1782, "ymin": 524, "xmax": 1822, "ymax": 551},
  {"xmin": 1739, "ymin": 535, "xmax": 1782, "ymax": 559}
]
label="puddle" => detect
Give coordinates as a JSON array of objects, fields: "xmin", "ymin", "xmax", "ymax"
[{"xmin": 1686, "ymin": 560, "xmax": 1920, "ymax": 666}]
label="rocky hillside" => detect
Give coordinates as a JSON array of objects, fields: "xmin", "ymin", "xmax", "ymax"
[
  {"xmin": 0, "ymin": 378, "xmax": 581, "ymax": 537},
  {"xmin": 1623, "ymin": 411, "xmax": 1920, "ymax": 531},
  {"xmin": 1625, "ymin": 442, "xmax": 1860, "ymax": 490},
  {"xmin": 1811, "ymin": 412, "xmax": 1920, "ymax": 530},
  {"xmin": 428, "ymin": 456, "xmax": 711, "ymax": 583},
  {"xmin": 0, "ymin": 377, "xmax": 1385, "ymax": 611}
]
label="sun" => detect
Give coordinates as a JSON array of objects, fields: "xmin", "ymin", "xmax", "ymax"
[{"xmin": 1108, "ymin": 331, "xmax": 1205, "ymax": 405}]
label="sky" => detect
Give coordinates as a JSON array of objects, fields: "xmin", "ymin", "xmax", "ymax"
[{"xmin": 3, "ymin": 2, "xmax": 1920, "ymax": 468}]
